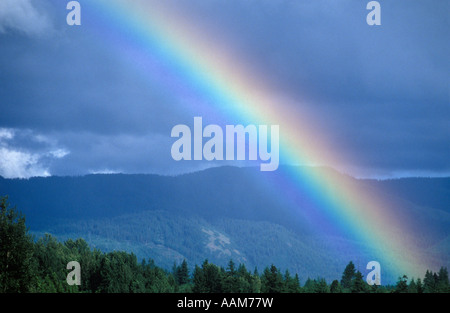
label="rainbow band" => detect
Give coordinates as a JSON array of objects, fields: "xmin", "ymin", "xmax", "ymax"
[{"xmin": 84, "ymin": 0, "xmax": 432, "ymax": 280}]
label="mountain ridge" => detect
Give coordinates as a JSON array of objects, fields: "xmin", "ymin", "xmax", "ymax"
[{"xmin": 1, "ymin": 165, "xmax": 448, "ymax": 283}]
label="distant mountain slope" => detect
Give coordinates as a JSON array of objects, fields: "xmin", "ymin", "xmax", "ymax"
[
  {"xmin": 0, "ymin": 167, "xmax": 306, "ymax": 230},
  {"xmin": 1, "ymin": 166, "xmax": 449, "ymax": 283},
  {"xmin": 32, "ymin": 210, "xmax": 366, "ymax": 281},
  {"xmin": 365, "ymin": 177, "xmax": 450, "ymax": 213}
]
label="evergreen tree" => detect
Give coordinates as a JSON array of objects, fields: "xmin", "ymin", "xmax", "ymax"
[
  {"xmin": 315, "ymin": 278, "xmax": 330, "ymax": 293},
  {"xmin": 250, "ymin": 268, "xmax": 261, "ymax": 293},
  {"xmin": 222, "ymin": 260, "xmax": 239, "ymax": 292},
  {"xmin": 261, "ymin": 265, "xmax": 283, "ymax": 293},
  {"xmin": 303, "ymin": 278, "xmax": 315, "ymax": 293},
  {"xmin": 351, "ymin": 271, "xmax": 366, "ymax": 293},
  {"xmin": 341, "ymin": 261, "xmax": 356, "ymax": 291},
  {"xmin": 437, "ymin": 267, "xmax": 449, "ymax": 292},
  {"xmin": 294, "ymin": 274, "xmax": 302, "ymax": 293},
  {"xmin": 283, "ymin": 270, "xmax": 300, "ymax": 293},
  {"xmin": 176, "ymin": 259, "xmax": 190, "ymax": 285},
  {"xmin": 330, "ymin": 280, "xmax": 342, "ymax": 293},
  {"xmin": 203, "ymin": 261, "xmax": 223, "ymax": 293},
  {"xmin": 192, "ymin": 264, "xmax": 206, "ymax": 293},
  {"xmin": 395, "ymin": 275, "xmax": 408, "ymax": 293},
  {"xmin": 65, "ymin": 238, "xmax": 101, "ymax": 292},
  {"xmin": 433, "ymin": 272, "xmax": 439, "ymax": 290},
  {"xmin": 236, "ymin": 264, "xmax": 252, "ymax": 293},
  {"xmin": 416, "ymin": 278, "xmax": 423, "ymax": 293},
  {"xmin": 152, "ymin": 267, "xmax": 175, "ymax": 293},
  {"xmin": 0, "ymin": 197, "xmax": 34, "ymax": 292},
  {"xmin": 423, "ymin": 270, "xmax": 436, "ymax": 293},
  {"xmin": 2, "ymin": 199, "xmax": 450, "ymax": 294},
  {"xmin": 172, "ymin": 262, "xmax": 178, "ymax": 282},
  {"xmin": 408, "ymin": 278, "xmax": 417, "ymax": 293},
  {"xmin": 97, "ymin": 251, "xmax": 146, "ymax": 293},
  {"xmin": 227, "ymin": 260, "xmax": 236, "ymax": 277}
]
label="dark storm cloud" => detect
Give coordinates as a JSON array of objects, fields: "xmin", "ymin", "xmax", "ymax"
[
  {"xmin": 0, "ymin": 0, "xmax": 448, "ymax": 178},
  {"xmin": 0, "ymin": 30, "xmax": 188, "ymax": 135},
  {"xmin": 171, "ymin": 0, "xmax": 450, "ymax": 176}
]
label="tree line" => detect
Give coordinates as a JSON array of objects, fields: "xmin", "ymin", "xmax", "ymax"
[{"xmin": 1, "ymin": 196, "xmax": 448, "ymax": 293}]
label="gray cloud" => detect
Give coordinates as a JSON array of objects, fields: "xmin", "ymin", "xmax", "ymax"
[
  {"xmin": 0, "ymin": 128, "xmax": 69, "ymax": 178},
  {"xmin": 0, "ymin": 0, "xmax": 52, "ymax": 35},
  {"xmin": 0, "ymin": 0, "xmax": 448, "ymax": 178}
]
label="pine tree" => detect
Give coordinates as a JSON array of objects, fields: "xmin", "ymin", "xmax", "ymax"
[
  {"xmin": 341, "ymin": 261, "xmax": 356, "ymax": 291},
  {"xmin": 249, "ymin": 267, "xmax": 261, "ymax": 293},
  {"xmin": 408, "ymin": 278, "xmax": 417, "ymax": 293},
  {"xmin": 172, "ymin": 262, "xmax": 178, "ymax": 282},
  {"xmin": 261, "ymin": 265, "xmax": 283, "ymax": 293},
  {"xmin": 192, "ymin": 264, "xmax": 206, "ymax": 293},
  {"xmin": 437, "ymin": 267, "xmax": 449, "ymax": 292},
  {"xmin": 395, "ymin": 275, "xmax": 408, "ymax": 293},
  {"xmin": 416, "ymin": 278, "xmax": 423, "ymax": 293},
  {"xmin": 423, "ymin": 270, "xmax": 436, "ymax": 293},
  {"xmin": 222, "ymin": 260, "xmax": 239, "ymax": 292},
  {"xmin": 283, "ymin": 270, "xmax": 300, "ymax": 292},
  {"xmin": 236, "ymin": 264, "xmax": 251, "ymax": 292},
  {"xmin": 0, "ymin": 197, "xmax": 34, "ymax": 292},
  {"xmin": 351, "ymin": 271, "xmax": 366, "ymax": 293},
  {"xmin": 330, "ymin": 280, "xmax": 342, "ymax": 293},
  {"xmin": 203, "ymin": 262, "xmax": 223, "ymax": 293},
  {"xmin": 177, "ymin": 259, "xmax": 190, "ymax": 285},
  {"xmin": 315, "ymin": 278, "xmax": 330, "ymax": 293},
  {"xmin": 250, "ymin": 273, "xmax": 262, "ymax": 293},
  {"xmin": 4, "ymin": 195, "xmax": 450, "ymax": 294},
  {"xmin": 227, "ymin": 260, "xmax": 236, "ymax": 276},
  {"xmin": 303, "ymin": 278, "xmax": 315, "ymax": 293},
  {"xmin": 293, "ymin": 274, "xmax": 301, "ymax": 293}
]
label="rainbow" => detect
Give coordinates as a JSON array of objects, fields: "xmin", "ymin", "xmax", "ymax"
[{"xmin": 83, "ymin": 0, "xmax": 434, "ymax": 281}]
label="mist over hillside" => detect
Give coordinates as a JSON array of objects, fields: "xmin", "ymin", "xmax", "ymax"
[{"xmin": 1, "ymin": 166, "xmax": 449, "ymax": 283}]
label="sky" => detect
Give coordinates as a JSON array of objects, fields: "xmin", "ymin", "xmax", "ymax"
[{"xmin": 0, "ymin": 0, "xmax": 449, "ymax": 179}]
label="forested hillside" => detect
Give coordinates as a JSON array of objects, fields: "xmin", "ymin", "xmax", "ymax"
[
  {"xmin": 1, "ymin": 197, "xmax": 448, "ymax": 293},
  {"xmin": 1, "ymin": 166, "xmax": 449, "ymax": 284}
]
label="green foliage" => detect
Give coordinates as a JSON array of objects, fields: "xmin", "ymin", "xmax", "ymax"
[
  {"xmin": 0, "ymin": 196, "xmax": 34, "ymax": 292},
  {"xmin": 0, "ymin": 196, "xmax": 448, "ymax": 294},
  {"xmin": 330, "ymin": 280, "xmax": 342, "ymax": 293},
  {"xmin": 1, "ymin": 171, "xmax": 449, "ymax": 286},
  {"xmin": 261, "ymin": 265, "xmax": 284, "ymax": 293},
  {"xmin": 283, "ymin": 271, "xmax": 301, "ymax": 293},
  {"xmin": 303, "ymin": 278, "xmax": 329, "ymax": 293},
  {"xmin": 341, "ymin": 261, "xmax": 356, "ymax": 291},
  {"xmin": 437, "ymin": 267, "xmax": 449, "ymax": 292},
  {"xmin": 422, "ymin": 268, "xmax": 449, "ymax": 293},
  {"xmin": 408, "ymin": 278, "xmax": 418, "ymax": 293},
  {"xmin": 415, "ymin": 278, "xmax": 424, "ymax": 293},
  {"xmin": 395, "ymin": 275, "xmax": 409, "ymax": 293},
  {"xmin": 175, "ymin": 259, "xmax": 190, "ymax": 285},
  {"xmin": 351, "ymin": 271, "xmax": 367, "ymax": 293}
]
